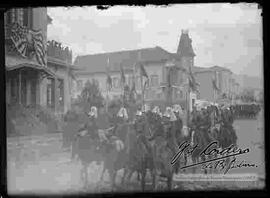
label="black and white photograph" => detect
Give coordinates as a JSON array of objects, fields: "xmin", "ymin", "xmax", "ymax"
[{"xmin": 4, "ymin": 3, "xmax": 265, "ymax": 195}]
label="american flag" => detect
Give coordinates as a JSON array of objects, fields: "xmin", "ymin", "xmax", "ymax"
[{"xmin": 9, "ymin": 22, "xmax": 46, "ymax": 66}]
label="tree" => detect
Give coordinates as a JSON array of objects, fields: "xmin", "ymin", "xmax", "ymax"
[{"xmin": 75, "ymin": 79, "xmax": 104, "ymax": 113}]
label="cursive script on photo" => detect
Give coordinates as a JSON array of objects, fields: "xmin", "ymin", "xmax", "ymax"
[
  {"xmin": 171, "ymin": 141, "xmax": 250, "ymax": 170},
  {"xmin": 201, "ymin": 157, "xmax": 258, "ymax": 174}
]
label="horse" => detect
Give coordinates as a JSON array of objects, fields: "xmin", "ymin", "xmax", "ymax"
[
  {"xmin": 145, "ymin": 113, "xmax": 181, "ymax": 190},
  {"xmin": 189, "ymin": 109, "xmax": 219, "ymax": 174},
  {"xmin": 71, "ymin": 130, "xmax": 104, "ymax": 189},
  {"xmin": 122, "ymin": 125, "xmax": 157, "ymax": 191}
]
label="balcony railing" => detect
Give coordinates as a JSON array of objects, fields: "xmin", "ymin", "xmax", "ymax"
[{"xmin": 47, "ymin": 40, "xmax": 72, "ymax": 64}]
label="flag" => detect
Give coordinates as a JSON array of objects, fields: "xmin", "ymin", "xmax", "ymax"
[
  {"xmin": 106, "ymin": 74, "xmax": 112, "ymax": 91},
  {"xmin": 120, "ymin": 64, "xmax": 126, "ymax": 85},
  {"xmin": 9, "ymin": 22, "xmax": 46, "ymax": 66},
  {"xmin": 68, "ymin": 67, "xmax": 76, "ymax": 80},
  {"xmin": 106, "ymin": 57, "xmax": 112, "ymax": 90},
  {"xmin": 143, "ymin": 78, "xmax": 150, "ymax": 90},
  {"xmin": 9, "ymin": 23, "xmax": 29, "ymax": 58},
  {"xmin": 212, "ymin": 78, "xmax": 220, "ymax": 92},
  {"xmin": 139, "ymin": 63, "xmax": 148, "ymax": 79},
  {"xmin": 30, "ymin": 29, "xmax": 46, "ymax": 66},
  {"xmin": 188, "ymin": 66, "xmax": 199, "ymax": 92}
]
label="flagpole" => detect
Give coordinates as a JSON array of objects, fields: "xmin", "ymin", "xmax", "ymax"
[
  {"xmin": 106, "ymin": 57, "xmax": 111, "ymax": 113},
  {"xmin": 138, "ymin": 51, "xmax": 145, "ymax": 110},
  {"xmin": 187, "ymin": 81, "xmax": 190, "ymax": 128},
  {"xmin": 140, "ymin": 70, "xmax": 144, "ymax": 110}
]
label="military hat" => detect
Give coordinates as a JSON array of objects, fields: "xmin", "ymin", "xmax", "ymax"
[
  {"xmin": 136, "ymin": 110, "xmax": 143, "ymax": 116},
  {"xmin": 117, "ymin": 107, "xmax": 129, "ymax": 120},
  {"xmin": 88, "ymin": 106, "xmax": 98, "ymax": 118}
]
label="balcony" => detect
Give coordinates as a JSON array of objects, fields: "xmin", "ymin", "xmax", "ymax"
[{"xmin": 47, "ymin": 40, "xmax": 72, "ymax": 64}]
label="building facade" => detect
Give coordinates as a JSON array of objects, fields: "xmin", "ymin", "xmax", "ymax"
[
  {"xmin": 193, "ymin": 66, "xmax": 238, "ymax": 103},
  {"xmin": 5, "ymin": 8, "xmax": 74, "ymax": 114},
  {"xmin": 73, "ymin": 30, "xmax": 196, "ymax": 109}
]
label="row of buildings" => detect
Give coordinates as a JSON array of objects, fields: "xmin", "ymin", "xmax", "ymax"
[
  {"xmin": 5, "ymin": 7, "xmax": 241, "ymax": 115},
  {"xmin": 72, "ymin": 31, "xmax": 240, "ymax": 110}
]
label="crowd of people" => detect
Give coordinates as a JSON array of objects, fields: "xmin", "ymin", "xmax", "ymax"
[
  {"xmin": 62, "ymin": 101, "xmax": 254, "ymax": 156},
  {"xmin": 230, "ymin": 103, "xmax": 261, "ymax": 119},
  {"xmin": 60, "ymin": 101, "xmax": 261, "ymax": 189}
]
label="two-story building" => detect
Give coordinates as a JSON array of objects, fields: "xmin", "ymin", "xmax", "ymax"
[
  {"xmin": 73, "ymin": 30, "xmax": 196, "ymax": 109},
  {"xmin": 5, "ymin": 8, "xmax": 75, "ymax": 114},
  {"xmin": 193, "ymin": 65, "xmax": 238, "ymax": 104}
]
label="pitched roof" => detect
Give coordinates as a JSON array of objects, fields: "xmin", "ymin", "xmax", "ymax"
[
  {"xmin": 73, "ymin": 46, "xmax": 174, "ymax": 74},
  {"xmin": 193, "ymin": 65, "xmax": 232, "ymax": 74},
  {"xmin": 177, "ymin": 30, "xmax": 196, "ymax": 57}
]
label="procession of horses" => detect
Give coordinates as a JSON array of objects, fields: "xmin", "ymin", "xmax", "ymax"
[{"xmin": 61, "ymin": 101, "xmax": 261, "ymax": 191}]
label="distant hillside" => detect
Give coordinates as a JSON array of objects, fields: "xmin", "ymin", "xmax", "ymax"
[{"xmin": 233, "ymin": 74, "xmax": 263, "ymax": 90}]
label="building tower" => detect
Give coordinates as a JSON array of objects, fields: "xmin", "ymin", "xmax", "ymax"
[
  {"xmin": 177, "ymin": 29, "xmax": 196, "ymax": 70},
  {"xmin": 177, "ymin": 29, "xmax": 196, "ymax": 112}
]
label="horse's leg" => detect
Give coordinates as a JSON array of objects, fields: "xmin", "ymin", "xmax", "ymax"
[
  {"xmin": 81, "ymin": 163, "xmax": 88, "ymax": 189},
  {"xmin": 99, "ymin": 163, "xmax": 106, "ymax": 183},
  {"xmin": 167, "ymin": 173, "xmax": 173, "ymax": 190},
  {"xmin": 151, "ymin": 168, "xmax": 156, "ymax": 190},
  {"xmin": 192, "ymin": 156, "xmax": 196, "ymax": 174},
  {"xmin": 121, "ymin": 166, "xmax": 130, "ymax": 185},
  {"xmin": 137, "ymin": 170, "xmax": 141, "ymax": 181},
  {"xmin": 108, "ymin": 168, "xmax": 117, "ymax": 190},
  {"xmin": 141, "ymin": 163, "xmax": 147, "ymax": 191}
]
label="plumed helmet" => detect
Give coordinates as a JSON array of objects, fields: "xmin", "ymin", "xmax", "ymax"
[
  {"xmin": 117, "ymin": 107, "xmax": 128, "ymax": 120},
  {"xmin": 142, "ymin": 104, "xmax": 150, "ymax": 112},
  {"xmin": 173, "ymin": 104, "xmax": 184, "ymax": 115},
  {"xmin": 152, "ymin": 106, "xmax": 159, "ymax": 113},
  {"xmin": 136, "ymin": 110, "xmax": 142, "ymax": 116},
  {"xmin": 163, "ymin": 107, "xmax": 171, "ymax": 118},
  {"xmin": 88, "ymin": 106, "xmax": 97, "ymax": 118}
]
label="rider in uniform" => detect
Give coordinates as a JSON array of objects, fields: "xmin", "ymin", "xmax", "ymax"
[
  {"xmin": 134, "ymin": 109, "xmax": 145, "ymax": 135},
  {"xmin": 87, "ymin": 106, "xmax": 98, "ymax": 140},
  {"xmin": 163, "ymin": 106, "xmax": 180, "ymax": 173},
  {"xmin": 95, "ymin": 105, "xmax": 112, "ymax": 143}
]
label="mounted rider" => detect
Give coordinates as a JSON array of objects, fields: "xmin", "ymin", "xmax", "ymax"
[
  {"xmin": 86, "ymin": 106, "xmax": 98, "ymax": 140},
  {"xmin": 95, "ymin": 105, "xmax": 114, "ymax": 143},
  {"xmin": 117, "ymin": 106, "xmax": 129, "ymax": 124},
  {"xmin": 172, "ymin": 104, "xmax": 184, "ymax": 142},
  {"xmin": 134, "ymin": 109, "xmax": 145, "ymax": 134}
]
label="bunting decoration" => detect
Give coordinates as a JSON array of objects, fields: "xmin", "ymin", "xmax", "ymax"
[{"xmin": 9, "ymin": 22, "xmax": 46, "ymax": 66}]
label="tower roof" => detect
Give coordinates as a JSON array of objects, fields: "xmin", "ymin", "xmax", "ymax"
[{"xmin": 177, "ymin": 30, "xmax": 195, "ymax": 57}]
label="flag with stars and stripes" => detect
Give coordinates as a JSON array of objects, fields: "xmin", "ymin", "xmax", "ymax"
[
  {"xmin": 9, "ymin": 23, "xmax": 29, "ymax": 58},
  {"xmin": 9, "ymin": 22, "xmax": 46, "ymax": 66}
]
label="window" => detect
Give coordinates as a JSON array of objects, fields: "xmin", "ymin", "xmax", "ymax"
[
  {"xmin": 178, "ymin": 72, "xmax": 184, "ymax": 84},
  {"xmin": 136, "ymin": 76, "xmax": 140, "ymax": 89},
  {"xmin": 113, "ymin": 77, "xmax": 120, "ymax": 89},
  {"xmin": 77, "ymin": 80, "xmax": 83, "ymax": 91},
  {"xmin": 128, "ymin": 75, "xmax": 133, "ymax": 87},
  {"xmin": 176, "ymin": 90, "xmax": 183, "ymax": 99},
  {"xmin": 150, "ymin": 75, "xmax": 159, "ymax": 87}
]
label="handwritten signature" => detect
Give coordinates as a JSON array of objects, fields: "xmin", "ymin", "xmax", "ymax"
[{"xmin": 171, "ymin": 141, "xmax": 256, "ymax": 174}]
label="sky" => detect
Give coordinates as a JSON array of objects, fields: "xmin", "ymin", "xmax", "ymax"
[{"xmin": 47, "ymin": 3, "xmax": 263, "ymax": 77}]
